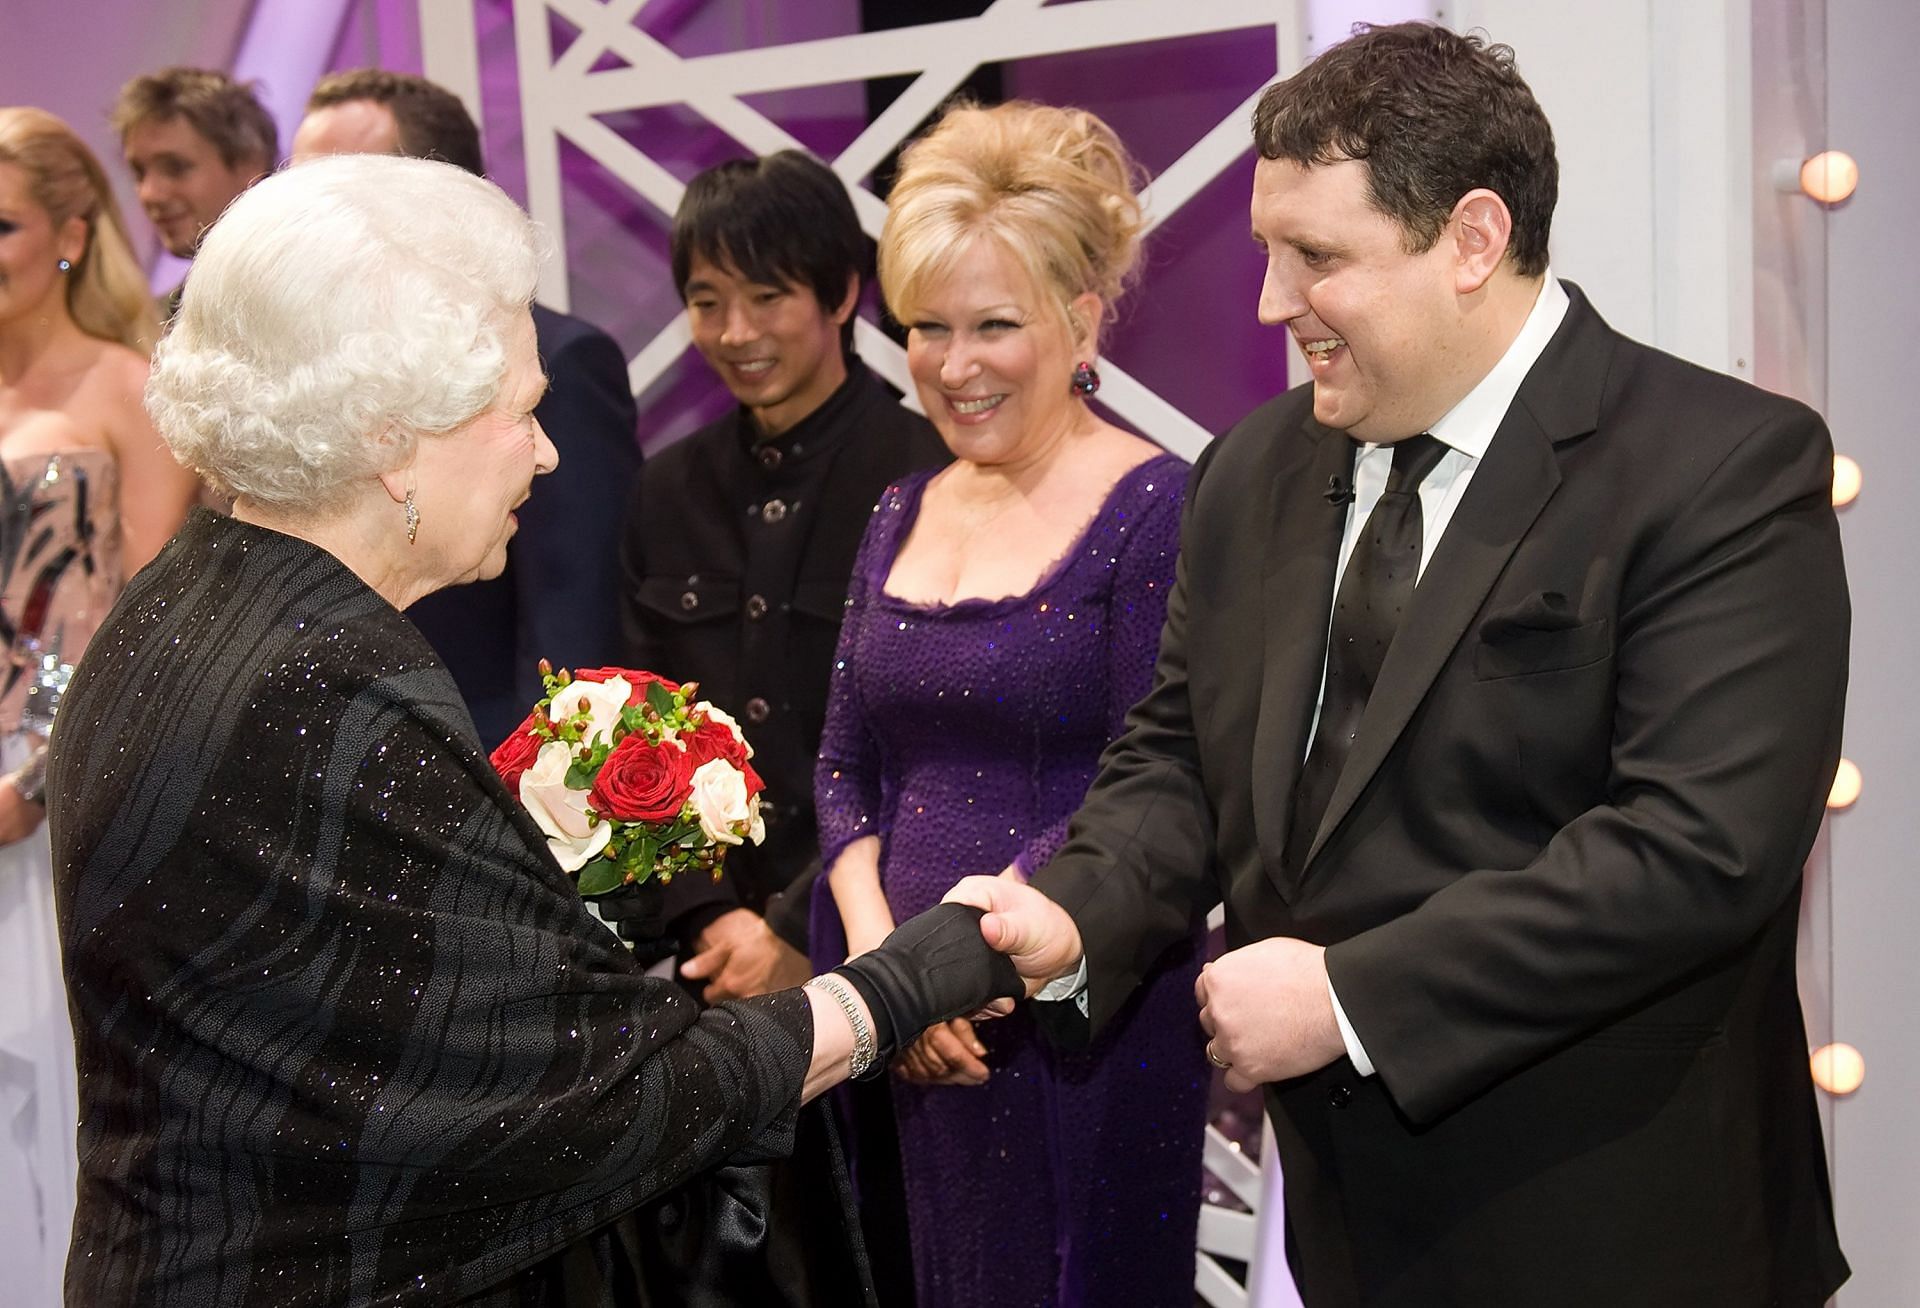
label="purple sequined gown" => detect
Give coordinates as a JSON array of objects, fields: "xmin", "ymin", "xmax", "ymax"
[{"xmin": 815, "ymin": 454, "xmax": 1208, "ymax": 1308}]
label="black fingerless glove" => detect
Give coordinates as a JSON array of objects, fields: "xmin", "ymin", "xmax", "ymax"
[{"xmin": 833, "ymin": 903, "xmax": 1022, "ymax": 1076}]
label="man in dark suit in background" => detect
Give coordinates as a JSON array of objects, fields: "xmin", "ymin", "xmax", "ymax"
[
  {"xmin": 958, "ymin": 23, "xmax": 1850, "ymax": 1307},
  {"xmin": 292, "ymin": 70, "xmax": 638, "ymax": 747}
]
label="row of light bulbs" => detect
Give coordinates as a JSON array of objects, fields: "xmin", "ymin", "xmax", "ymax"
[{"xmin": 1812, "ymin": 152, "xmax": 1862, "ymax": 1092}]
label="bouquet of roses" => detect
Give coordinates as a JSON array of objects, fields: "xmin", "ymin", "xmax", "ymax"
[{"xmin": 489, "ymin": 663, "xmax": 765, "ymax": 896}]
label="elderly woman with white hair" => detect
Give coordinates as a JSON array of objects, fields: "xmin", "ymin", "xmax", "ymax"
[{"xmin": 46, "ymin": 154, "xmax": 1018, "ymax": 1308}]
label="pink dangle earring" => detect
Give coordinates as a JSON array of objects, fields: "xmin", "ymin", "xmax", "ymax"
[{"xmin": 1070, "ymin": 360, "xmax": 1100, "ymax": 396}]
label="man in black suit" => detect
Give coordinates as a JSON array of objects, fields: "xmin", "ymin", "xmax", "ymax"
[
  {"xmin": 292, "ymin": 70, "xmax": 639, "ymax": 747},
  {"xmin": 957, "ymin": 23, "xmax": 1850, "ymax": 1306}
]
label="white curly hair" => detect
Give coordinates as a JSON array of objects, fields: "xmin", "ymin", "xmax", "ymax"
[{"xmin": 147, "ymin": 153, "xmax": 540, "ymax": 511}]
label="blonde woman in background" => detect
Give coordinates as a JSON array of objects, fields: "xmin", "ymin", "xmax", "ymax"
[
  {"xmin": 815, "ymin": 101, "xmax": 1209, "ymax": 1307},
  {"xmin": 0, "ymin": 106, "xmax": 199, "ymax": 1303}
]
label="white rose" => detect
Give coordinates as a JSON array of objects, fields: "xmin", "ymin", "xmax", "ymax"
[
  {"xmin": 547, "ymin": 676, "xmax": 632, "ymax": 748},
  {"xmin": 689, "ymin": 758, "xmax": 752, "ymax": 845},
  {"xmin": 519, "ymin": 741, "xmax": 613, "ymax": 871},
  {"xmin": 746, "ymin": 791, "xmax": 766, "ymax": 845},
  {"xmin": 694, "ymin": 701, "xmax": 753, "ymax": 758}
]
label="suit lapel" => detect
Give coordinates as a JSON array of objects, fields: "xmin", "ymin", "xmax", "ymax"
[
  {"xmin": 1301, "ymin": 283, "xmax": 1614, "ymax": 872},
  {"xmin": 1250, "ymin": 414, "xmax": 1353, "ymax": 901}
]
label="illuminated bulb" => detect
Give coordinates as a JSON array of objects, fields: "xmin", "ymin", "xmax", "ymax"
[
  {"xmin": 1831, "ymin": 455, "xmax": 1861, "ymax": 507},
  {"xmin": 1810, "ymin": 1042, "xmax": 1865, "ymax": 1095},
  {"xmin": 1827, "ymin": 758, "xmax": 1861, "ymax": 809},
  {"xmin": 1800, "ymin": 151, "xmax": 1859, "ymax": 204}
]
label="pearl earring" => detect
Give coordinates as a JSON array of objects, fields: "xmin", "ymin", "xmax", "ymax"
[{"xmin": 57, "ymin": 258, "xmax": 72, "ymax": 273}]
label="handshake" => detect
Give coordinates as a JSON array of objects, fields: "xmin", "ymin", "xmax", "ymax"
[
  {"xmin": 940, "ymin": 873, "xmax": 1087, "ymax": 999},
  {"xmin": 825, "ymin": 876, "xmax": 1087, "ymax": 1083}
]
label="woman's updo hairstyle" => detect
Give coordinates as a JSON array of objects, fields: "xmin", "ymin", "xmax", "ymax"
[{"xmin": 879, "ymin": 100, "xmax": 1147, "ymax": 344}]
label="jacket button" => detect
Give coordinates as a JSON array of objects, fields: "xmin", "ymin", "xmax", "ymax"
[
  {"xmin": 761, "ymin": 498, "xmax": 788, "ymax": 524},
  {"xmin": 745, "ymin": 594, "xmax": 769, "ymax": 621},
  {"xmin": 655, "ymin": 1196, "xmax": 682, "ymax": 1230},
  {"xmin": 679, "ymin": 591, "xmax": 698, "ymax": 612},
  {"xmin": 757, "ymin": 445, "xmax": 782, "ymax": 471},
  {"xmin": 744, "ymin": 696, "xmax": 771, "ymax": 725},
  {"xmin": 1327, "ymin": 1083, "xmax": 1353, "ymax": 1109}
]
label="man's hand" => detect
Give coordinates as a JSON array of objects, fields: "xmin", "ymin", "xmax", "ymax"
[
  {"xmin": 898, "ymin": 1016, "xmax": 990, "ymax": 1086},
  {"xmin": 0, "ymin": 780, "xmax": 45, "ymax": 847},
  {"xmin": 942, "ymin": 874, "xmax": 1083, "ymax": 998},
  {"xmin": 679, "ymin": 908, "xmax": 810, "ymax": 1001},
  {"xmin": 1195, "ymin": 937, "xmax": 1347, "ymax": 1093}
]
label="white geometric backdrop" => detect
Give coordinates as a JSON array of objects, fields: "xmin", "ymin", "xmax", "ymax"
[{"xmin": 426, "ymin": 0, "xmax": 1307, "ymax": 462}]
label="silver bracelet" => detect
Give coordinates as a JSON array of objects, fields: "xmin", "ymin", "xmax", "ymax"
[{"xmin": 806, "ymin": 974, "xmax": 876, "ymax": 1080}]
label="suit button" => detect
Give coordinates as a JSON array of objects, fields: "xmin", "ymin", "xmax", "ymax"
[
  {"xmin": 761, "ymin": 498, "xmax": 788, "ymax": 524},
  {"xmin": 679, "ymin": 591, "xmax": 699, "ymax": 612},
  {"xmin": 1327, "ymin": 1084, "xmax": 1353, "ymax": 1109},
  {"xmin": 745, "ymin": 594, "xmax": 769, "ymax": 621},
  {"xmin": 743, "ymin": 696, "xmax": 771, "ymax": 725},
  {"xmin": 757, "ymin": 445, "xmax": 783, "ymax": 471},
  {"xmin": 655, "ymin": 1196, "xmax": 683, "ymax": 1230}
]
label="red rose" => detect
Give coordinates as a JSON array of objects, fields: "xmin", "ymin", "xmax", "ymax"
[
  {"xmin": 683, "ymin": 720, "xmax": 764, "ymax": 796},
  {"xmin": 571, "ymin": 667, "xmax": 679, "ymax": 705},
  {"xmin": 490, "ymin": 713, "xmax": 545, "ymax": 792},
  {"xmin": 590, "ymin": 734, "xmax": 693, "ymax": 822}
]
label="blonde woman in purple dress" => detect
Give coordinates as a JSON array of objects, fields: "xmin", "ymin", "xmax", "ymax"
[
  {"xmin": 815, "ymin": 102, "xmax": 1208, "ymax": 1307},
  {"xmin": 0, "ymin": 107, "xmax": 200, "ymax": 1304}
]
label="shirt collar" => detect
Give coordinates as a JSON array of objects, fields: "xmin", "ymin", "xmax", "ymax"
[
  {"xmin": 1424, "ymin": 271, "xmax": 1570, "ymax": 461},
  {"xmin": 732, "ymin": 354, "xmax": 872, "ymax": 464}
]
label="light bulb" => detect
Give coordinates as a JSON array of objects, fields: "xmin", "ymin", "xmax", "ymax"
[
  {"xmin": 1810, "ymin": 1042, "xmax": 1864, "ymax": 1095},
  {"xmin": 1800, "ymin": 151, "xmax": 1859, "ymax": 204},
  {"xmin": 1832, "ymin": 455, "xmax": 1861, "ymax": 507},
  {"xmin": 1827, "ymin": 758, "xmax": 1861, "ymax": 809}
]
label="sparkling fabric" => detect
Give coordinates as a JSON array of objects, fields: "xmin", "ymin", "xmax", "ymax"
[
  {"xmin": 814, "ymin": 455, "xmax": 1209, "ymax": 1308},
  {"xmin": 47, "ymin": 510, "xmax": 813, "ymax": 1306},
  {"xmin": 0, "ymin": 449, "xmax": 121, "ymax": 1307}
]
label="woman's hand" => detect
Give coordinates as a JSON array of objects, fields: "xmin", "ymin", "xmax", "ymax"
[
  {"xmin": 0, "ymin": 779, "xmax": 46, "ymax": 846},
  {"xmin": 898, "ymin": 1017, "xmax": 990, "ymax": 1086},
  {"xmin": 827, "ymin": 835, "xmax": 895, "ymax": 960}
]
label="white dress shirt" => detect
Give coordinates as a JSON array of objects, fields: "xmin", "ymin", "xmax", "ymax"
[{"xmin": 1324, "ymin": 274, "xmax": 1569, "ymax": 1074}]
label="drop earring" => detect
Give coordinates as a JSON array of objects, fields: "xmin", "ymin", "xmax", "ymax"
[
  {"xmin": 56, "ymin": 258, "xmax": 72, "ymax": 273},
  {"xmin": 404, "ymin": 490, "xmax": 419, "ymax": 544},
  {"xmin": 1070, "ymin": 360, "xmax": 1100, "ymax": 396}
]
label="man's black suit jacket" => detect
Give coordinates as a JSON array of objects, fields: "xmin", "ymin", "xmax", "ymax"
[
  {"xmin": 1035, "ymin": 285, "xmax": 1850, "ymax": 1306},
  {"xmin": 409, "ymin": 302, "xmax": 639, "ymax": 747}
]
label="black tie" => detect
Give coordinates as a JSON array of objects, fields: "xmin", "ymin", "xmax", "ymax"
[{"xmin": 1285, "ymin": 434, "xmax": 1448, "ymax": 878}]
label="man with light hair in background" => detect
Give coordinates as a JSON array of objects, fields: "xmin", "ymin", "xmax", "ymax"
[{"xmin": 112, "ymin": 67, "xmax": 276, "ymax": 317}]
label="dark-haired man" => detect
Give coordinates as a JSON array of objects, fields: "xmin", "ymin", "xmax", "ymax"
[
  {"xmin": 621, "ymin": 151, "xmax": 944, "ymax": 997},
  {"xmin": 619, "ymin": 149, "xmax": 943, "ymax": 1306},
  {"xmin": 113, "ymin": 68, "xmax": 276, "ymax": 313},
  {"xmin": 292, "ymin": 70, "xmax": 638, "ymax": 750},
  {"xmin": 964, "ymin": 22, "xmax": 1850, "ymax": 1306}
]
